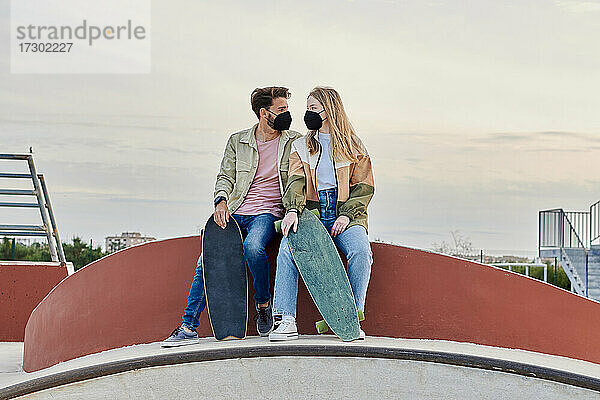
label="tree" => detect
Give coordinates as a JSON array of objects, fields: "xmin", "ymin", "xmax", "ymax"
[
  {"xmin": 0, "ymin": 237, "xmax": 51, "ymax": 261},
  {"xmin": 63, "ymin": 237, "xmax": 105, "ymax": 271},
  {"xmin": 431, "ymin": 230, "xmax": 475, "ymax": 258},
  {"xmin": 1, "ymin": 236, "xmax": 105, "ymax": 271}
]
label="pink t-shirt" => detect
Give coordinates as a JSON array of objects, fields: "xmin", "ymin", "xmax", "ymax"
[{"xmin": 235, "ymin": 136, "xmax": 284, "ymax": 218}]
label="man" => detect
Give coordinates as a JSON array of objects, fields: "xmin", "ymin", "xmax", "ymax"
[{"xmin": 162, "ymin": 86, "xmax": 302, "ymax": 346}]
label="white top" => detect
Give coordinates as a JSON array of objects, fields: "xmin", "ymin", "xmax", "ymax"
[{"xmin": 316, "ymin": 132, "xmax": 337, "ymax": 190}]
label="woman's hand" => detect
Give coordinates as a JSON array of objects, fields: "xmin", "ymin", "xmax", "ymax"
[
  {"xmin": 331, "ymin": 215, "xmax": 350, "ymax": 237},
  {"xmin": 281, "ymin": 211, "xmax": 299, "ymax": 237},
  {"xmin": 214, "ymin": 199, "xmax": 230, "ymax": 229}
]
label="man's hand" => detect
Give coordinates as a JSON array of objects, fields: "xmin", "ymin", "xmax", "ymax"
[
  {"xmin": 331, "ymin": 215, "xmax": 350, "ymax": 237},
  {"xmin": 281, "ymin": 211, "xmax": 299, "ymax": 237},
  {"xmin": 214, "ymin": 199, "xmax": 230, "ymax": 229}
]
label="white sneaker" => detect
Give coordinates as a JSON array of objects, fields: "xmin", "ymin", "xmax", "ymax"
[
  {"xmin": 269, "ymin": 316, "xmax": 298, "ymax": 341},
  {"xmin": 358, "ymin": 329, "xmax": 366, "ymax": 340}
]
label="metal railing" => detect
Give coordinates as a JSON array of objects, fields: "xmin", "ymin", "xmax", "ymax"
[
  {"xmin": 539, "ymin": 209, "xmax": 588, "ymax": 250},
  {"xmin": 592, "ymin": 200, "xmax": 600, "ymax": 247},
  {"xmin": 565, "ymin": 211, "xmax": 590, "ymax": 249},
  {"xmin": 0, "ymin": 153, "xmax": 66, "ymax": 264},
  {"xmin": 539, "ymin": 208, "xmax": 589, "ymax": 296}
]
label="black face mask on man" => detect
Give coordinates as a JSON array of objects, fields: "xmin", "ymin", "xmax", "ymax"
[
  {"xmin": 304, "ymin": 109, "xmax": 326, "ymax": 131},
  {"xmin": 266, "ymin": 109, "xmax": 292, "ymax": 131}
]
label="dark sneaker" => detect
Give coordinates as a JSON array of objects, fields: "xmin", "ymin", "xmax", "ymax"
[
  {"xmin": 161, "ymin": 326, "xmax": 200, "ymax": 348},
  {"xmin": 256, "ymin": 302, "xmax": 274, "ymax": 337}
]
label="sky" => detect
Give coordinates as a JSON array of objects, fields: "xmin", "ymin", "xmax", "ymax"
[{"xmin": 1, "ymin": 0, "xmax": 599, "ymax": 256}]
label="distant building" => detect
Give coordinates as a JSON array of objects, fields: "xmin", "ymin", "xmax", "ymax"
[{"xmin": 105, "ymin": 232, "xmax": 156, "ymax": 253}]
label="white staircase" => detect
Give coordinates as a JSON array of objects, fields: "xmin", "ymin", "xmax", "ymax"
[
  {"xmin": 561, "ymin": 248, "xmax": 586, "ymax": 296},
  {"xmin": 587, "ymin": 247, "xmax": 600, "ymax": 300},
  {"xmin": 539, "ymin": 202, "xmax": 600, "ymax": 300}
]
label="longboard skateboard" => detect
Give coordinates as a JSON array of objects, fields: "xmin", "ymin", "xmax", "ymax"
[
  {"xmin": 280, "ymin": 209, "xmax": 360, "ymax": 341},
  {"xmin": 202, "ymin": 215, "xmax": 247, "ymax": 340}
]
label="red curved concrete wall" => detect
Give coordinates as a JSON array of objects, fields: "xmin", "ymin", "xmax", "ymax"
[
  {"xmin": 24, "ymin": 237, "xmax": 600, "ymax": 371},
  {"xmin": 0, "ymin": 262, "xmax": 68, "ymax": 341}
]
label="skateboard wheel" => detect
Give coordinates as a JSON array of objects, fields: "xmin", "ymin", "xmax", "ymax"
[
  {"xmin": 315, "ymin": 320, "xmax": 330, "ymax": 334},
  {"xmin": 358, "ymin": 310, "xmax": 365, "ymax": 321}
]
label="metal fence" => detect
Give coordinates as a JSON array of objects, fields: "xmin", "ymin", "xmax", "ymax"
[
  {"xmin": 539, "ymin": 208, "xmax": 587, "ymax": 250},
  {"xmin": 539, "ymin": 206, "xmax": 594, "ymax": 297},
  {"xmin": 0, "ymin": 153, "xmax": 66, "ymax": 264},
  {"xmin": 592, "ymin": 200, "xmax": 600, "ymax": 247}
]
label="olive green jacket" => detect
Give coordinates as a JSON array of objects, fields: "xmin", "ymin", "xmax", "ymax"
[{"xmin": 213, "ymin": 123, "xmax": 303, "ymax": 213}]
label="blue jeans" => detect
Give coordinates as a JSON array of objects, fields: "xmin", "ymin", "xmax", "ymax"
[
  {"xmin": 181, "ymin": 213, "xmax": 277, "ymax": 330},
  {"xmin": 272, "ymin": 188, "xmax": 373, "ymax": 318}
]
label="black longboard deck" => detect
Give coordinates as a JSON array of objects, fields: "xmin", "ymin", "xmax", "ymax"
[{"xmin": 202, "ymin": 215, "xmax": 247, "ymax": 340}]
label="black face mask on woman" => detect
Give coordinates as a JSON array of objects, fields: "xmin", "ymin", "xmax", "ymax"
[
  {"xmin": 304, "ymin": 109, "xmax": 326, "ymax": 131},
  {"xmin": 266, "ymin": 110, "xmax": 292, "ymax": 131}
]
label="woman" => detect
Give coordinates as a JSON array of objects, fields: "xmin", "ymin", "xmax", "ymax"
[{"xmin": 269, "ymin": 86, "xmax": 375, "ymax": 341}]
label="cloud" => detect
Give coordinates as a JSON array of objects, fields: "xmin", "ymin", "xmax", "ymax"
[
  {"xmin": 474, "ymin": 133, "xmax": 531, "ymax": 143},
  {"xmin": 523, "ymin": 147, "xmax": 591, "ymax": 153},
  {"xmin": 2, "ymin": 1, "xmax": 600, "ymax": 255},
  {"xmin": 105, "ymin": 196, "xmax": 199, "ymax": 205},
  {"xmin": 0, "ymin": 117, "xmax": 171, "ymax": 132},
  {"xmin": 555, "ymin": 0, "xmax": 600, "ymax": 12},
  {"xmin": 536, "ymin": 131, "xmax": 600, "ymax": 141},
  {"xmin": 471, "ymin": 230, "xmax": 503, "ymax": 236},
  {"xmin": 473, "ymin": 131, "xmax": 600, "ymax": 145}
]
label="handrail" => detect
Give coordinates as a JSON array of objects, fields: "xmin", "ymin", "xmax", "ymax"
[
  {"xmin": 0, "ymin": 173, "xmax": 32, "ymax": 178},
  {"xmin": 565, "ymin": 211, "xmax": 590, "ymax": 249},
  {"xmin": 540, "ymin": 202, "xmax": 600, "ymax": 250},
  {"xmin": 539, "ymin": 209, "xmax": 587, "ymax": 249},
  {"xmin": 539, "ymin": 209, "xmax": 561, "ymax": 249},
  {"xmin": 563, "ymin": 211, "xmax": 587, "ymax": 250},
  {"xmin": 591, "ymin": 201, "xmax": 600, "ymax": 246},
  {"xmin": 0, "ymin": 153, "xmax": 67, "ymax": 266},
  {"xmin": 0, "ymin": 153, "xmax": 33, "ymax": 160},
  {"xmin": 539, "ymin": 207, "xmax": 591, "ymax": 297},
  {"xmin": 0, "ymin": 224, "xmax": 45, "ymax": 231},
  {"xmin": 38, "ymin": 174, "xmax": 67, "ymax": 264}
]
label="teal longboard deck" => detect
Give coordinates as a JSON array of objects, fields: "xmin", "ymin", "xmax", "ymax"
[
  {"xmin": 286, "ymin": 210, "xmax": 360, "ymax": 341},
  {"xmin": 202, "ymin": 215, "xmax": 247, "ymax": 340}
]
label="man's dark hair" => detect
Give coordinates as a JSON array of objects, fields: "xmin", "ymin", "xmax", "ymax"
[{"xmin": 250, "ymin": 86, "xmax": 291, "ymax": 119}]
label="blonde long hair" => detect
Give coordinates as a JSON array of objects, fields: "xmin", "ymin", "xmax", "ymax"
[{"xmin": 306, "ymin": 87, "xmax": 363, "ymax": 163}]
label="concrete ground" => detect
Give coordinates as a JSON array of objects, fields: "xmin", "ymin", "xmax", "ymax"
[
  {"xmin": 2, "ymin": 336, "xmax": 600, "ymax": 399},
  {"xmin": 0, "ymin": 343, "xmax": 23, "ymax": 376}
]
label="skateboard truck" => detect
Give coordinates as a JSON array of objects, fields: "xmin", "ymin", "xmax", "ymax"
[{"xmin": 316, "ymin": 310, "xmax": 365, "ymax": 334}]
